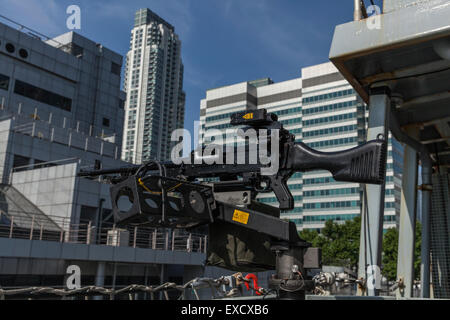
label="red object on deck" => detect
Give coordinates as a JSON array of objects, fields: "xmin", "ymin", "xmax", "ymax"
[{"xmin": 244, "ymin": 273, "xmax": 262, "ymax": 295}]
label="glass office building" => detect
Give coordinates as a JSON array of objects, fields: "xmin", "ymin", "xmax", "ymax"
[{"xmin": 199, "ymin": 62, "xmax": 402, "ymax": 231}]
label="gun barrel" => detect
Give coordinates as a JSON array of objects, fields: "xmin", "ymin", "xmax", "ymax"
[
  {"xmin": 77, "ymin": 159, "xmax": 190, "ymax": 177},
  {"xmin": 77, "ymin": 165, "xmax": 140, "ymax": 177}
]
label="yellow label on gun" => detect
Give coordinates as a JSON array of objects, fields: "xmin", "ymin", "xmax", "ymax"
[
  {"xmin": 232, "ymin": 209, "xmax": 250, "ymax": 224},
  {"xmin": 242, "ymin": 113, "xmax": 253, "ymax": 120}
]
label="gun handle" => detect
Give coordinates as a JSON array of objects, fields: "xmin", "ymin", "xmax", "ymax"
[
  {"xmin": 269, "ymin": 175, "xmax": 294, "ymax": 211},
  {"xmin": 287, "ymin": 139, "xmax": 387, "ymax": 184}
]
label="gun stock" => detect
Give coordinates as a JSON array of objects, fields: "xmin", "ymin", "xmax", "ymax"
[{"xmin": 287, "ymin": 139, "xmax": 387, "ymax": 185}]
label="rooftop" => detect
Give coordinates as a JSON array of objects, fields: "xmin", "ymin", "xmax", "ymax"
[{"xmin": 134, "ymin": 8, "xmax": 175, "ymax": 31}]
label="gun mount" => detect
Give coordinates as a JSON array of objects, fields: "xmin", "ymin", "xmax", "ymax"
[{"xmin": 78, "ymin": 108, "xmax": 387, "ymax": 300}]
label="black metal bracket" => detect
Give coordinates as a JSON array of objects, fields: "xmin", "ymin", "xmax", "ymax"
[{"xmin": 110, "ymin": 175, "xmax": 215, "ymax": 229}]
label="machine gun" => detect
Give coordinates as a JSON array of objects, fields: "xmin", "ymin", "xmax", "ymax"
[{"xmin": 78, "ymin": 108, "xmax": 387, "ymax": 299}]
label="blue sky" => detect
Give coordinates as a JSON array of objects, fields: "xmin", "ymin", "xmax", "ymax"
[{"xmin": 0, "ymin": 0, "xmax": 383, "ymax": 142}]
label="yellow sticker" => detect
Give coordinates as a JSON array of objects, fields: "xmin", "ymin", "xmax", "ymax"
[
  {"xmin": 242, "ymin": 113, "xmax": 253, "ymax": 120},
  {"xmin": 232, "ymin": 209, "xmax": 250, "ymax": 224}
]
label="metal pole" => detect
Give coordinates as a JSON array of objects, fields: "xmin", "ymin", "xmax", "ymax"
[
  {"xmin": 389, "ymin": 110, "xmax": 433, "ymax": 298},
  {"xmin": 159, "ymin": 264, "xmax": 166, "ymax": 300},
  {"xmin": 111, "ymin": 263, "xmax": 117, "ymax": 300},
  {"xmin": 165, "ymin": 231, "xmax": 169, "ymax": 250},
  {"xmin": 420, "ymin": 160, "xmax": 432, "ymax": 298},
  {"xmin": 396, "ymin": 138, "xmax": 418, "ymax": 298},
  {"xmin": 269, "ymin": 241, "xmax": 308, "ymax": 300},
  {"xmin": 96, "ymin": 199, "xmax": 105, "ymax": 244},
  {"xmin": 30, "ymin": 215, "xmax": 35, "ymax": 240},
  {"xmin": 187, "ymin": 233, "xmax": 192, "ymax": 252},
  {"xmin": 9, "ymin": 216, "xmax": 14, "ymax": 238},
  {"xmin": 94, "ymin": 262, "xmax": 106, "ymax": 300},
  {"xmin": 354, "ymin": 0, "xmax": 362, "ymax": 21},
  {"xmin": 67, "ymin": 222, "xmax": 71, "ymax": 242},
  {"xmin": 87, "ymin": 221, "xmax": 92, "ymax": 244},
  {"xmin": 152, "ymin": 231, "xmax": 157, "ymax": 250},
  {"xmin": 357, "ymin": 86, "xmax": 390, "ymax": 296},
  {"xmin": 357, "ymin": 191, "xmax": 367, "ymax": 296},
  {"xmin": 171, "ymin": 230, "xmax": 175, "ymax": 251},
  {"xmin": 144, "ymin": 265, "xmax": 149, "ymax": 300}
]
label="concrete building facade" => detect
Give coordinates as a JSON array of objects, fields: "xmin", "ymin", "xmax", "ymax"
[
  {"xmin": 0, "ymin": 18, "xmax": 129, "ymax": 235},
  {"xmin": 0, "ymin": 22, "xmax": 125, "ymax": 151}
]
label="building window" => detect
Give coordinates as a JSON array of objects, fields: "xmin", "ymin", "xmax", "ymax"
[
  {"xmin": 111, "ymin": 62, "xmax": 121, "ymax": 75},
  {"xmin": 14, "ymin": 80, "xmax": 72, "ymax": 112},
  {"xmin": 102, "ymin": 117, "xmax": 110, "ymax": 127},
  {"xmin": 12, "ymin": 154, "xmax": 30, "ymax": 171},
  {"xmin": 0, "ymin": 73, "xmax": 9, "ymax": 91},
  {"xmin": 94, "ymin": 159, "xmax": 102, "ymax": 170}
]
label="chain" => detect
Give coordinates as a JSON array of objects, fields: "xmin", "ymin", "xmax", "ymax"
[
  {"xmin": 0, "ymin": 283, "xmax": 184, "ymax": 300},
  {"xmin": 0, "ymin": 274, "xmax": 269, "ymax": 300}
]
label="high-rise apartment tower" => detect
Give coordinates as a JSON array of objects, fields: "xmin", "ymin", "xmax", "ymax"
[{"xmin": 122, "ymin": 8, "xmax": 185, "ymax": 163}]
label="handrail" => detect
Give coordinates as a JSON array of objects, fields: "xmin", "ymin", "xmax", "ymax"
[{"xmin": 0, "ymin": 211, "xmax": 207, "ymax": 253}]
